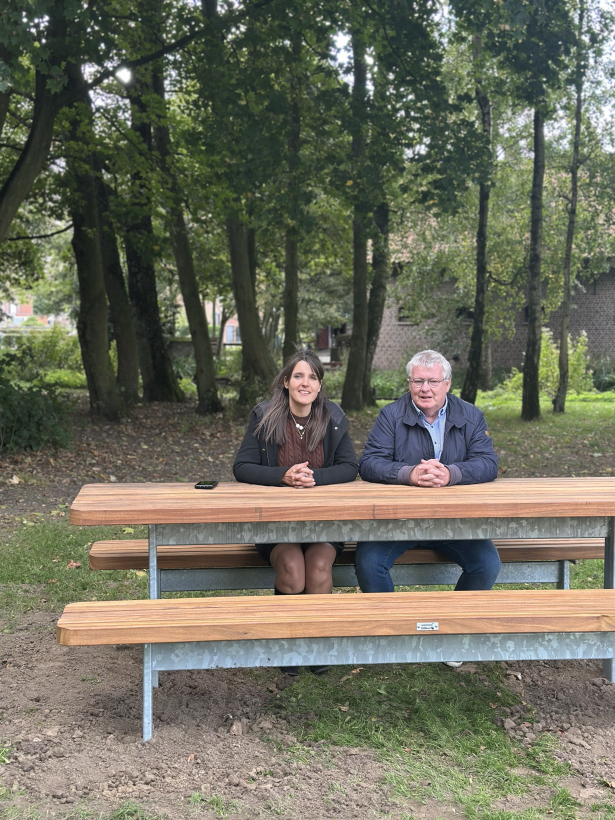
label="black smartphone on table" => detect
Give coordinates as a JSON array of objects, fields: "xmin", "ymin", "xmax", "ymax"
[{"xmin": 194, "ymin": 480, "xmax": 219, "ymax": 489}]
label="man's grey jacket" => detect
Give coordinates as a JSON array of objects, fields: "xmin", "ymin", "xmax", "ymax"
[{"xmin": 359, "ymin": 392, "xmax": 498, "ymax": 486}]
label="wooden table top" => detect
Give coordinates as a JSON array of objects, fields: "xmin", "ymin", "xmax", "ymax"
[{"xmin": 70, "ymin": 478, "xmax": 615, "ymax": 526}]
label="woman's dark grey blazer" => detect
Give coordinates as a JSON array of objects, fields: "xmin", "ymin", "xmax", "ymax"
[{"xmin": 233, "ymin": 399, "xmax": 358, "ymax": 487}]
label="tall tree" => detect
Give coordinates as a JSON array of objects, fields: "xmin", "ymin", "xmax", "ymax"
[
  {"xmin": 64, "ymin": 64, "xmax": 120, "ymax": 420},
  {"xmin": 123, "ymin": 65, "xmax": 184, "ymax": 404},
  {"xmin": 553, "ymin": 0, "xmax": 587, "ymax": 413},
  {"xmin": 153, "ymin": 71, "xmax": 222, "ymax": 414},
  {"xmin": 95, "ymin": 174, "xmax": 141, "ymax": 407},
  {"xmin": 0, "ymin": 0, "xmax": 209, "ymax": 244},
  {"xmin": 227, "ymin": 216, "xmax": 277, "ymax": 405},
  {"xmin": 341, "ymin": 24, "xmax": 370, "ymax": 412},
  {"xmin": 461, "ymin": 35, "xmax": 493, "ymax": 405}
]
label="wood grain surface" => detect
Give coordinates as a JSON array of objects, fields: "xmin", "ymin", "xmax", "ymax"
[
  {"xmin": 88, "ymin": 538, "xmax": 606, "ymax": 570},
  {"xmin": 70, "ymin": 478, "xmax": 615, "ymax": 525},
  {"xmin": 56, "ymin": 589, "xmax": 615, "ymax": 646}
]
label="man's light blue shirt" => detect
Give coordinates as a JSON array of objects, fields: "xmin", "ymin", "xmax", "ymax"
[{"xmin": 412, "ymin": 398, "xmax": 448, "ymax": 460}]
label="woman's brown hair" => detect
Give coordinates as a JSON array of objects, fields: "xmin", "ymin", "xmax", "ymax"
[{"xmin": 254, "ymin": 350, "xmax": 329, "ymax": 451}]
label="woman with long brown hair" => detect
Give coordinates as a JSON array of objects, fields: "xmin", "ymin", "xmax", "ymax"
[{"xmin": 233, "ymin": 349, "xmax": 358, "ymax": 674}]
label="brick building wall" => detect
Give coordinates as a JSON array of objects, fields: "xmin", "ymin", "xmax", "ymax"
[{"xmin": 373, "ymin": 268, "xmax": 615, "ymax": 372}]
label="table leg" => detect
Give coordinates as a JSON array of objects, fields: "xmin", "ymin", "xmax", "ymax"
[
  {"xmin": 143, "ymin": 643, "xmax": 153, "ymax": 742},
  {"xmin": 603, "ymin": 516, "xmax": 615, "ymax": 682},
  {"xmin": 148, "ymin": 525, "xmax": 160, "ymax": 688},
  {"xmin": 556, "ymin": 560, "xmax": 570, "ymax": 590}
]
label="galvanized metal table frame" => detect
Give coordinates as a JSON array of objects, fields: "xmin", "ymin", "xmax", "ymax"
[{"xmin": 140, "ymin": 514, "xmax": 615, "ymax": 742}]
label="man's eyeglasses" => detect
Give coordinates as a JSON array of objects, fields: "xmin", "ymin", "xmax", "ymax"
[{"xmin": 409, "ymin": 378, "xmax": 447, "ymax": 388}]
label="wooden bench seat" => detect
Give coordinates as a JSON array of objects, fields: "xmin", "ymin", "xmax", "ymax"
[
  {"xmin": 57, "ymin": 589, "xmax": 615, "ymax": 645},
  {"xmin": 57, "ymin": 589, "xmax": 615, "ymax": 740},
  {"xmin": 89, "ymin": 538, "xmax": 606, "ymax": 571}
]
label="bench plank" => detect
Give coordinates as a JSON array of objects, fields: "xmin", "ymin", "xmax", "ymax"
[
  {"xmin": 57, "ymin": 589, "xmax": 615, "ymax": 646},
  {"xmin": 88, "ymin": 538, "xmax": 606, "ymax": 571},
  {"xmin": 70, "ymin": 478, "xmax": 615, "ymax": 525}
]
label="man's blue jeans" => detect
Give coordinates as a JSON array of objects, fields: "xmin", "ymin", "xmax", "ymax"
[{"xmin": 354, "ymin": 539, "xmax": 501, "ymax": 592}]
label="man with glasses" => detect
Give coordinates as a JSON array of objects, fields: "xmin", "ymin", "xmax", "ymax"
[{"xmin": 355, "ymin": 350, "xmax": 501, "ymax": 624}]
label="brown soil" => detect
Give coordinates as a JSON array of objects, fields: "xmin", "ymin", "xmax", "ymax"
[{"xmin": 0, "ymin": 397, "xmax": 614, "ymax": 819}]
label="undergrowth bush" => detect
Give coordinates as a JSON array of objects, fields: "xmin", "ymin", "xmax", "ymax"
[
  {"xmin": 591, "ymin": 356, "xmax": 615, "ymax": 392},
  {"xmin": 500, "ymin": 329, "xmax": 593, "ymax": 398},
  {"xmin": 0, "ymin": 379, "xmax": 72, "ymax": 451},
  {"xmin": 0, "ymin": 326, "xmax": 83, "ymax": 385}
]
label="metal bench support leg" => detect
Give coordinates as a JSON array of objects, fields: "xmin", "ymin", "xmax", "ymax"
[
  {"xmin": 148, "ymin": 526, "xmax": 160, "ymax": 688},
  {"xmin": 556, "ymin": 560, "xmax": 570, "ymax": 590},
  {"xmin": 603, "ymin": 517, "xmax": 615, "ymax": 683},
  {"xmin": 143, "ymin": 643, "xmax": 153, "ymax": 742}
]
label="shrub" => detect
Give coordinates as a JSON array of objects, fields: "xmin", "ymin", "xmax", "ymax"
[
  {"xmin": 0, "ymin": 380, "xmax": 72, "ymax": 451},
  {"xmin": 0, "ymin": 325, "xmax": 83, "ymax": 384},
  {"xmin": 216, "ymin": 347, "xmax": 243, "ymax": 383},
  {"xmin": 370, "ymin": 369, "xmax": 409, "ymax": 399},
  {"xmin": 500, "ymin": 329, "xmax": 593, "ymax": 398},
  {"xmin": 43, "ymin": 369, "xmax": 88, "ymax": 389},
  {"xmin": 591, "ymin": 356, "xmax": 615, "ymax": 392}
]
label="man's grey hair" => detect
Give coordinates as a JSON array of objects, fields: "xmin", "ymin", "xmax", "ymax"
[{"xmin": 406, "ymin": 350, "xmax": 452, "ymax": 381}]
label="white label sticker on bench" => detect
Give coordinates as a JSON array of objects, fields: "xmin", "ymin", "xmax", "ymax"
[{"xmin": 416, "ymin": 622, "xmax": 439, "ymax": 631}]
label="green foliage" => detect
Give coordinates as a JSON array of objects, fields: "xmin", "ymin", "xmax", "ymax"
[
  {"xmin": 0, "ymin": 326, "xmax": 83, "ymax": 385},
  {"xmin": 216, "ymin": 348, "xmax": 243, "ymax": 384},
  {"xmin": 0, "ymin": 379, "xmax": 72, "ymax": 452},
  {"xmin": 20, "ymin": 316, "xmax": 45, "ymax": 327},
  {"xmin": 370, "ymin": 369, "xmax": 411, "ymax": 399},
  {"xmin": 179, "ymin": 377, "xmax": 197, "ymax": 398},
  {"xmin": 500, "ymin": 330, "xmax": 593, "ymax": 399},
  {"xmin": 0, "ymin": 743, "xmax": 12, "ymax": 765},
  {"xmin": 42, "ymin": 369, "xmax": 87, "ymax": 389},
  {"xmin": 321, "ymin": 365, "xmax": 346, "ymax": 399},
  {"xmin": 591, "ymin": 356, "xmax": 615, "ymax": 392}
]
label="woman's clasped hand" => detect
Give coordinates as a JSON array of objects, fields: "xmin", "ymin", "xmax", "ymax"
[{"xmin": 281, "ymin": 461, "xmax": 315, "ymax": 488}]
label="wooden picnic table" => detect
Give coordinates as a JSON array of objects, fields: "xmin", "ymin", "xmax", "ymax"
[
  {"xmin": 66, "ymin": 478, "xmax": 615, "ymax": 740},
  {"xmin": 71, "ymin": 476, "xmax": 615, "ymax": 611},
  {"xmin": 71, "ymin": 477, "xmax": 615, "ymax": 525}
]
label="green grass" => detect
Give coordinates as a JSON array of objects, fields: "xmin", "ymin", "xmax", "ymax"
[
  {"xmin": 0, "ymin": 522, "xmax": 149, "ymax": 622},
  {"xmin": 271, "ymin": 661, "xmax": 568, "ymax": 814}
]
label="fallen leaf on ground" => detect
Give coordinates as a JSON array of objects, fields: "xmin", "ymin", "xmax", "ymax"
[
  {"xmin": 338, "ymin": 705, "xmax": 349, "ymax": 712},
  {"xmin": 66, "ymin": 560, "xmax": 82, "ymax": 569}
]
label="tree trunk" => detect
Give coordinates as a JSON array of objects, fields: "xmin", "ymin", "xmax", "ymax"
[
  {"xmin": 341, "ymin": 27, "xmax": 369, "ymax": 412},
  {"xmin": 480, "ymin": 334, "xmax": 493, "ymax": 390},
  {"xmin": 96, "ymin": 176, "xmax": 141, "ymax": 406},
  {"xmin": 521, "ymin": 108, "xmax": 545, "ymax": 422},
  {"xmin": 462, "ymin": 35, "xmax": 492, "ymax": 405},
  {"xmin": 217, "ymin": 303, "xmax": 229, "ymax": 358},
  {"xmin": 0, "ymin": 72, "xmax": 62, "ymax": 244},
  {"xmin": 124, "ymin": 71, "xmax": 184, "ymax": 404},
  {"xmin": 282, "ymin": 33, "xmax": 302, "ymax": 363},
  {"xmin": 362, "ymin": 201, "xmax": 389, "ymax": 406},
  {"xmin": 283, "ymin": 230, "xmax": 299, "ymax": 361},
  {"xmin": 152, "ymin": 72, "xmax": 222, "ymax": 414},
  {"xmin": 0, "ymin": 1, "xmax": 70, "ymax": 244},
  {"xmin": 553, "ymin": 1, "xmax": 584, "ymax": 414},
  {"xmin": 65, "ymin": 69, "xmax": 120, "ymax": 420},
  {"xmin": 0, "ymin": 46, "xmax": 10, "ymax": 142},
  {"xmin": 226, "ymin": 215, "xmax": 277, "ymax": 405}
]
